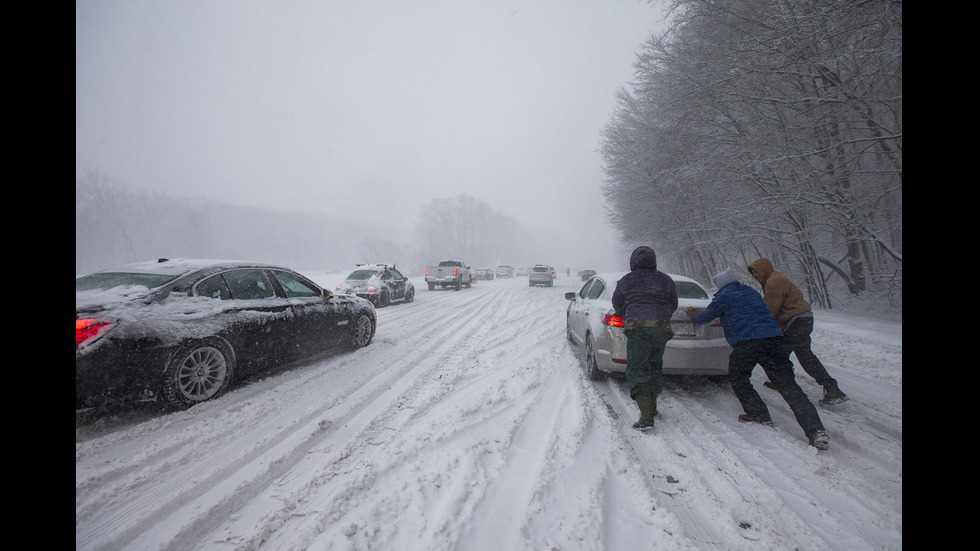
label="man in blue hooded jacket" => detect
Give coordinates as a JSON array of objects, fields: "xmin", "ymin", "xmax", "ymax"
[
  {"xmin": 686, "ymin": 267, "xmax": 829, "ymax": 450},
  {"xmin": 611, "ymin": 246, "xmax": 677, "ymax": 431}
]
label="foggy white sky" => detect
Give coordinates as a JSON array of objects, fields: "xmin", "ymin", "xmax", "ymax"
[{"xmin": 76, "ymin": 0, "xmax": 664, "ymax": 269}]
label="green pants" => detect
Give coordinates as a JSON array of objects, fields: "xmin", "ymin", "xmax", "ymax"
[{"xmin": 624, "ymin": 324, "xmax": 673, "ymax": 400}]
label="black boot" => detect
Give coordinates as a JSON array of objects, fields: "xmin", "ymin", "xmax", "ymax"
[
  {"xmin": 807, "ymin": 429, "xmax": 830, "ymax": 450},
  {"xmin": 819, "ymin": 384, "xmax": 848, "ymax": 405},
  {"xmin": 738, "ymin": 412, "xmax": 773, "ymax": 425},
  {"xmin": 632, "ymin": 396, "xmax": 656, "ymax": 430}
]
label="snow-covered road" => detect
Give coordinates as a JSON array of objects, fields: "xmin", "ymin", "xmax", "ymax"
[{"xmin": 76, "ymin": 273, "xmax": 902, "ymax": 551}]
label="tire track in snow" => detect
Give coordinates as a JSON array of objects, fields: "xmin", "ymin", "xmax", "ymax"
[
  {"xmin": 455, "ymin": 367, "xmax": 577, "ymax": 550},
  {"xmin": 235, "ymin": 280, "xmax": 582, "ymax": 549},
  {"xmin": 175, "ymin": 279, "xmax": 536, "ymax": 549},
  {"xmin": 594, "ymin": 377, "xmax": 729, "ymax": 549}
]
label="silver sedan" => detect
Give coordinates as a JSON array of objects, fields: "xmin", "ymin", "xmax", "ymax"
[{"xmin": 565, "ymin": 272, "xmax": 731, "ymax": 380}]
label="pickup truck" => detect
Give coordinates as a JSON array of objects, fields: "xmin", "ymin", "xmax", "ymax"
[{"xmin": 424, "ymin": 260, "xmax": 472, "ymax": 291}]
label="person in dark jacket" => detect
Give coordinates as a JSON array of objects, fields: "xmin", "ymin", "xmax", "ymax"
[
  {"xmin": 686, "ymin": 267, "xmax": 829, "ymax": 450},
  {"xmin": 747, "ymin": 258, "xmax": 847, "ymax": 405},
  {"xmin": 611, "ymin": 246, "xmax": 678, "ymax": 431}
]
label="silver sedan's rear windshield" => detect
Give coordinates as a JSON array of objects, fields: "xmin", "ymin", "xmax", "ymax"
[{"xmin": 675, "ymin": 281, "xmax": 708, "ymax": 300}]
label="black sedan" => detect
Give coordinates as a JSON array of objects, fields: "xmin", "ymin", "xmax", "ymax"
[{"xmin": 76, "ymin": 259, "xmax": 377, "ymax": 410}]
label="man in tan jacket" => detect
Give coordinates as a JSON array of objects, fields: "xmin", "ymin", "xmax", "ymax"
[{"xmin": 747, "ymin": 258, "xmax": 848, "ymax": 405}]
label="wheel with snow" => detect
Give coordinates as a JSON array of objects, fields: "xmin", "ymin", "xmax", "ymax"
[
  {"xmin": 404, "ymin": 287, "xmax": 415, "ymax": 303},
  {"xmin": 585, "ymin": 334, "xmax": 608, "ymax": 381},
  {"xmin": 428, "ymin": 282, "xmax": 436, "ymax": 291},
  {"xmin": 162, "ymin": 338, "xmax": 235, "ymax": 409},
  {"xmin": 346, "ymin": 313, "xmax": 375, "ymax": 350}
]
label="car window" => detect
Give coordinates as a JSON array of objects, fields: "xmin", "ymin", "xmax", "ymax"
[
  {"xmin": 389, "ymin": 268, "xmax": 404, "ymax": 279},
  {"xmin": 75, "ymin": 272, "xmax": 178, "ymax": 291},
  {"xmin": 272, "ymin": 270, "xmax": 321, "ymax": 298},
  {"xmin": 577, "ymin": 280, "xmax": 594, "ymax": 298},
  {"xmin": 195, "ymin": 274, "xmax": 232, "ymax": 300},
  {"xmin": 675, "ymin": 281, "xmax": 709, "ymax": 300},
  {"xmin": 347, "ymin": 269, "xmax": 379, "ymax": 281},
  {"xmin": 224, "ymin": 269, "xmax": 276, "ymax": 300},
  {"xmin": 587, "ymin": 279, "xmax": 606, "ymax": 299}
]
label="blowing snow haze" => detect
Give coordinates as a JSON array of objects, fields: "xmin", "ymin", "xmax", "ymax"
[{"xmin": 76, "ymin": 0, "xmax": 664, "ymax": 273}]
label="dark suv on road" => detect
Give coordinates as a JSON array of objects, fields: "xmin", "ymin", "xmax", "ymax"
[{"xmin": 337, "ymin": 264, "xmax": 415, "ymax": 307}]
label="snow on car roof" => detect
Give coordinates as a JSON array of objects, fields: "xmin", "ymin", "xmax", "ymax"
[
  {"xmin": 94, "ymin": 258, "xmax": 276, "ymax": 276},
  {"xmin": 596, "ymin": 272, "xmax": 704, "ymax": 286}
]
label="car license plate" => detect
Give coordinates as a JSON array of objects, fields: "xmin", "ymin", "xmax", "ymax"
[{"xmin": 671, "ymin": 321, "xmax": 696, "ymax": 336}]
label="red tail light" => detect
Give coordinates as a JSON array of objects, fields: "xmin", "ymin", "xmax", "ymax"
[
  {"xmin": 425, "ymin": 268, "xmax": 429, "ymax": 275},
  {"xmin": 602, "ymin": 314, "xmax": 625, "ymax": 327},
  {"xmin": 76, "ymin": 318, "xmax": 113, "ymax": 347},
  {"xmin": 452, "ymin": 268, "xmax": 458, "ymax": 275}
]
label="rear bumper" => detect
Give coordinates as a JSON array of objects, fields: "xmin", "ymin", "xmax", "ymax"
[
  {"xmin": 426, "ymin": 276, "xmax": 459, "ymax": 283},
  {"xmin": 76, "ymin": 341, "xmax": 172, "ymax": 407},
  {"xmin": 592, "ymin": 336, "xmax": 731, "ymax": 376}
]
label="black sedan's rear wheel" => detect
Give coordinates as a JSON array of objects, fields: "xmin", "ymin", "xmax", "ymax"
[
  {"xmin": 162, "ymin": 338, "xmax": 235, "ymax": 409},
  {"xmin": 347, "ymin": 313, "xmax": 375, "ymax": 349}
]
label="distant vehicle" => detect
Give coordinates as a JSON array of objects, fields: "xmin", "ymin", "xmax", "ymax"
[
  {"xmin": 580, "ymin": 269, "xmax": 597, "ymax": 281},
  {"xmin": 476, "ymin": 268, "xmax": 495, "ymax": 280},
  {"xmin": 336, "ymin": 264, "xmax": 415, "ymax": 307},
  {"xmin": 529, "ymin": 264, "xmax": 556, "ymax": 287},
  {"xmin": 76, "ymin": 259, "xmax": 377, "ymax": 410},
  {"xmin": 495, "ymin": 265, "xmax": 514, "ymax": 278},
  {"xmin": 565, "ymin": 272, "xmax": 731, "ymax": 380},
  {"xmin": 424, "ymin": 260, "xmax": 472, "ymax": 291}
]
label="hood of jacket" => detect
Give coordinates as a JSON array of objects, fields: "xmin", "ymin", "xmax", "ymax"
[
  {"xmin": 748, "ymin": 258, "xmax": 774, "ymax": 282},
  {"xmin": 711, "ymin": 267, "xmax": 740, "ymax": 290},
  {"xmin": 629, "ymin": 246, "xmax": 657, "ymax": 271}
]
